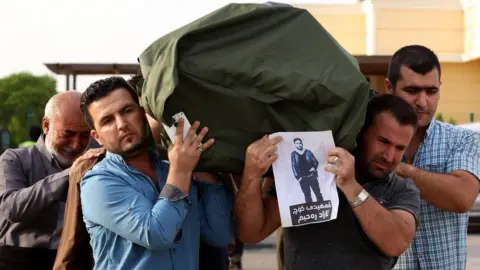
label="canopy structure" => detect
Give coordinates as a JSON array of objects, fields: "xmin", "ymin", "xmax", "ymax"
[
  {"xmin": 44, "ymin": 63, "xmax": 140, "ymax": 90},
  {"xmin": 44, "ymin": 56, "xmax": 390, "ymax": 90}
]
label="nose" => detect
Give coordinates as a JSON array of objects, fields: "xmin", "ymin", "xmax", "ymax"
[
  {"xmin": 382, "ymin": 146, "xmax": 395, "ymax": 163},
  {"xmin": 115, "ymin": 116, "xmax": 128, "ymax": 130},
  {"xmin": 70, "ymin": 136, "xmax": 82, "ymax": 152},
  {"xmin": 416, "ymin": 91, "xmax": 428, "ymax": 108}
]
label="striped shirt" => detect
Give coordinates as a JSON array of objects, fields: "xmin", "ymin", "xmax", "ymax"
[{"xmin": 393, "ymin": 120, "xmax": 480, "ymax": 270}]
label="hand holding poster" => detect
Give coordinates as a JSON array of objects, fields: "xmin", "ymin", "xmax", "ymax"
[{"xmin": 271, "ymin": 131, "xmax": 339, "ymax": 227}]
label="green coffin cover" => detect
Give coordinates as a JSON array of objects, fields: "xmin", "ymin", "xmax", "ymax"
[{"xmin": 138, "ymin": 3, "xmax": 370, "ymax": 174}]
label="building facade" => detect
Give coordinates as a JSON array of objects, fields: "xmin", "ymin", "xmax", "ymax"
[{"xmin": 296, "ymin": 0, "xmax": 480, "ymax": 124}]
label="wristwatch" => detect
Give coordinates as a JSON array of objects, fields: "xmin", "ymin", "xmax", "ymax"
[{"xmin": 349, "ymin": 189, "xmax": 370, "ymax": 208}]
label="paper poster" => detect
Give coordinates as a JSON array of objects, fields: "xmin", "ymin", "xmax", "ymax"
[
  {"xmin": 161, "ymin": 112, "xmax": 192, "ymax": 143},
  {"xmin": 271, "ymin": 131, "xmax": 339, "ymax": 227}
]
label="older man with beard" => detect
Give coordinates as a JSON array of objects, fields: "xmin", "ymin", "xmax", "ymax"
[{"xmin": 0, "ymin": 91, "xmax": 92, "ymax": 270}]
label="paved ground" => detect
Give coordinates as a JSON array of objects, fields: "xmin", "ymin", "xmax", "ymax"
[{"xmin": 241, "ymin": 233, "xmax": 480, "ymax": 270}]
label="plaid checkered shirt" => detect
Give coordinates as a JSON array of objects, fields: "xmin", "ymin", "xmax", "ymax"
[{"xmin": 393, "ymin": 120, "xmax": 480, "ymax": 270}]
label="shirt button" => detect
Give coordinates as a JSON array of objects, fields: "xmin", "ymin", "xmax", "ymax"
[{"xmin": 172, "ymin": 248, "xmax": 176, "ymax": 254}]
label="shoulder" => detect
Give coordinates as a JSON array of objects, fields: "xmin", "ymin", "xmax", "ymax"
[
  {"xmin": 0, "ymin": 147, "xmax": 35, "ymax": 170},
  {"xmin": 434, "ymin": 120, "xmax": 479, "ymax": 141},
  {"xmin": 0, "ymin": 146, "xmax": 36, "ymax": 161},
  {"xmin": 0, "ymin": 148, "xmax": 21, "ymax": 162},
  {"xmin": 81, "ymin": 159, "xmax": 120, "ymax": 189},
  {"xmin": 388, "ymin": 172, "xmax": 419, "ymax": 195}
]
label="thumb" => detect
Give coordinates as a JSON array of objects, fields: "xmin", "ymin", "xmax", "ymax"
[{"xmin": 324, "ymin": 165, "xmax": 336, "ymax": 173}]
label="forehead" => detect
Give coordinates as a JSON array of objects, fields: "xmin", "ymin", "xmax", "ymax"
[
  {"xmin": 88, "ymin": 88, "xmax": 138, "ymax": 120},
  {"xmin": 53, "ymin": 107, "xmax": 89, "ymax": 132},
  {"xmin": 398, "ymin": 65, "xmax": 440, "ymax": 87},
  {"xmin": 370, "ymin": 112, "xmax": 415, "ymax": 145}
]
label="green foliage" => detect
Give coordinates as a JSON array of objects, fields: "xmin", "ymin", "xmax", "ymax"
[
  {"xmin": 448, "ymin": 117, "xmax": 457, "ymax": 125},
  {"xmin": 435, "ymin": 113, "xmax": 444, "ymax": 122},
  {"xmin": 0, "ymin": 72, "xmax": 57, "ymax": 146},
  {"xmin": 435, "ymin": 113, "xmax": 457, "ymax": 125}
]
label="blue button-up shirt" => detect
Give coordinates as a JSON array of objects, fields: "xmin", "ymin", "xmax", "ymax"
[
  {"xmin": 80, "ymin": 151, "xmax": 233, "ymax": 270},
  {"xmin": 394, "ymin": 120, "xmax": 480, "ymax": 270}
]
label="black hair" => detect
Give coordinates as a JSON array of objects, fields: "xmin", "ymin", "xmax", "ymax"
[
  {"xmin": 387, "ymin": 45, "xmax": 441, "ymax": 88},
  {"xmin": 293, "ymin": 138, "xmax": 302, "ymax": 143},
  {"xmin": 80, "ymin": 76, "xmax": 139, "ymax": 129},
  {"xmin": 360, "ymin": 94, "xmax": 418, "ymax": 135},
  {"xmin": 127, "ymin": 72, "xmax": 144, "ymax": 97}
]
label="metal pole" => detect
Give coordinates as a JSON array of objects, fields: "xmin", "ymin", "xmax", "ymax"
[
  {"xmin": 73, "ymin": 74, "xmax": 77, "ymax": 90},
  {"xmin": 66, "ymin": 74, "xmax": 70, "ymax": 90},
  {"xmin": 470, "ymin": 112, "xmax": 474, "ymax": 123}
]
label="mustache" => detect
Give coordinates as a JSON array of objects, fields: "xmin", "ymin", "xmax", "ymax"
[
  {"xmin": 415, "ymin": 107, "xmax": 428, "ymax": 114},
  {"xmin": 372, "ymin": 157, "xmax": 392, "ymax": 167},
  {"xmin": 60, "ymin": 146, "xmax": 82, "ymax": 156}
]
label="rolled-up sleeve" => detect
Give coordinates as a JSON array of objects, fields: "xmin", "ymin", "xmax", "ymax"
[
  {"xmin": 0, "ymin": 150, "xmax": 69, "ymax": 222},
  {"xmin": 198, "ymin": 182, "xmax": 233, "ymax": 247},
  {"xmin": 387, "ymin": 178, "xmax": 421, "ymax": 228},
  {"xmin": 446, "ymin": 131, "xmax": 480, "ymax": 180},
  {"xmin": 80, "ymin": 170, "xmax": 188, "ymax": 250}
]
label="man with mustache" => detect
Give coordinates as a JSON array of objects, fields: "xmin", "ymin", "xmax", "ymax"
[
  {"xmin": 0, "ymin": 91, "xmax": 91, "ymax": 270},
  {"xmin": 235, "ymin": 94, "xmax": 421, "ymax": 269},
  {"xmin": 386, "ymin": 45, "xmax": 480, "ymax": 270},
  {"xmin": 79, "ymin": 76, "xmax": 233, "ymax": 270}
]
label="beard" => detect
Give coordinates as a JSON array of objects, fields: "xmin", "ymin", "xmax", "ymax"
[
  {"xmin": 45, "ymin": 133, "xmax": 82, "ymax": 168},
  {"xmin": 365, "ymin": 157, "xmax": 394, "ymax": 180},
  {"xmin": 119, "ymin": 137, "xmax": 148, "ymax": 159}
]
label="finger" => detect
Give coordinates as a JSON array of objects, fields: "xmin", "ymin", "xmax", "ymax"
[
  {"xmin": 259, "ymin": 144, "xmax": 278, "ymax": 161},
  {"xmin": 199, "ymin": 138, "xmax": 215, "ymax": 152},
  {"xmin": 185, "ymin": 121, "xmax": 201, "ymax": 145},
  {"xmin": 327, "ymin": 156, "xmax": 340, "ymax": 164},
  {"xmin": 327, "ymin": 147, "xmax": 347, "ymax": 158},
  {"xmin": 264, "ymin": 153, "xmax": 278, "ymax": 166},
  {"xmin": 324, "ymin": 165, "xmax": 337, "ymax": 174},
  {"xmin": 194, "ymin": 126, "xmax": 209, "ymax": 146},
  {"xmin": 269, "ymin": 136, "xmax": 283, "ymax": 145},
  {"xmin": 175, "ymin": 118, "xmax": 185, "ymax": 145}
]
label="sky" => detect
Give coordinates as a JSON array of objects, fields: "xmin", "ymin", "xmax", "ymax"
[{"xmin": 0, "ymin": 0, "xmax": 355, "ymax": 92}]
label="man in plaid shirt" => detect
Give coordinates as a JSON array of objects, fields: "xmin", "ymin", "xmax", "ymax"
[{"xmin": 387, "ymin": 45, "xmax": 480, "ymax": 270}]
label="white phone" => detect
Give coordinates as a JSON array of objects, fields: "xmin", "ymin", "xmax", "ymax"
[{"xmin": 162, "ymin": 112, "xmax": 192, "ymax": 143}]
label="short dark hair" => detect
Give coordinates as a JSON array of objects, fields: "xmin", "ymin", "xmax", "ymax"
[
  {"xmin": 29, "ymin": 126, "xmax": 42, "ymax": 141},
  {"xmin": 127, "ymin": 72, "xmax": 144, "ymax": 97},
  {"xmin": 387, "ymin": 45, "xmax": 441, "ymax": 88},
  {"xmin": 80, "ymin": 76, "xmax": 139, "ymax": 129},
  {"xmin": 293, "ymin": 138, "xmax": 302, "ymax": 143},
  {"xmin": 361, "ymin": 94, "xmax": 418, "ymax": 135}
]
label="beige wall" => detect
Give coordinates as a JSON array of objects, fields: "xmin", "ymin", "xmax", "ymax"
[
  {"xmin": 299, "ymin": 2, "xmax": 479, "ymax": 124},
  {"xmin": 374, "ymin": 8, "xmax": 464, "ymax": 55},
  {"xmin": 311, "ymin": 13, "xmax": 366, "ymax": 55},
  {"xmin": 438, "ymin": 60, "xmax": 480, "ymax": 124},
  {"xmin": 463, "ymin": 0, "xmax": 480, "ymax": 60}
]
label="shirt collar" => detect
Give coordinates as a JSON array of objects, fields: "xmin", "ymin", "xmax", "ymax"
[
  {"xmin": 106, "ymin": 148, "xmax": 161, "ymax": 172},
  {"xmin": 35, "ymin": 134, "xmax": 61, "ymax": 167},
  {"xmin": 401, "ymin": 119, "xmax": 438, "ymax": 163},
  {"xmin": 424, "ymin": 119, "xmax": 438, "ymax": 142}
]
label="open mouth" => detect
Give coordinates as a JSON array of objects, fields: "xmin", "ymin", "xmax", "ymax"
[{"xmin": 374, "ymin": 161, "xmax": 390, "ymax": 170}]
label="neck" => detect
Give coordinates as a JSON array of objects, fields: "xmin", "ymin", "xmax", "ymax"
[
  {"xmin": 124, "ymin": 148, "xmax": 153, "ymax": 170},
  {"xmin": 414, "ymin": 125, "xmax": 428, "ymax": 142}
]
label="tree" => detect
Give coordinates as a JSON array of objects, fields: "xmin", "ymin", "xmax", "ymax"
[
  {"xmin": 448, "ymin": 117, "xmax": 457, "ymax": 125},
  {"xmin": 0, "ymin": 72, "xmax": 57, "ymax": 146},
  {"xmin": 435, "ymin": 113, "xmax": 444, "ymax": 122}
]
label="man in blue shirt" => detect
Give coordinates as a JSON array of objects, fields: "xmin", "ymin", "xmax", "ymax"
[
  {"xmin": 387, "ymin": 45, "xmax": 480, "ymax": 270},
  {"xmin": 78, "ymin": 76, "xmax": 233, "ymax": 270}
]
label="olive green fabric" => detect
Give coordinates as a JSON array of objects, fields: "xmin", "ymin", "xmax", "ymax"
[{"xmin": 138, "ymin": 3, "xmax": 370, "ymax": 174}]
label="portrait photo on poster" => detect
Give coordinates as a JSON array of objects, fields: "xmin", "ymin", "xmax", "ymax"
[{"xmin": 271, "ymin": 131, "xmax": 339, "ymax": 227}]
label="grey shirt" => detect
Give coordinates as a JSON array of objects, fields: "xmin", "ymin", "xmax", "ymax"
[
  {"xmin": 273, "ymin": 172, "xmax": 420, "ymax": 270},
  {"xmin": 0, "ymin": 135, "xmax": 69, "ymax": 249}
]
